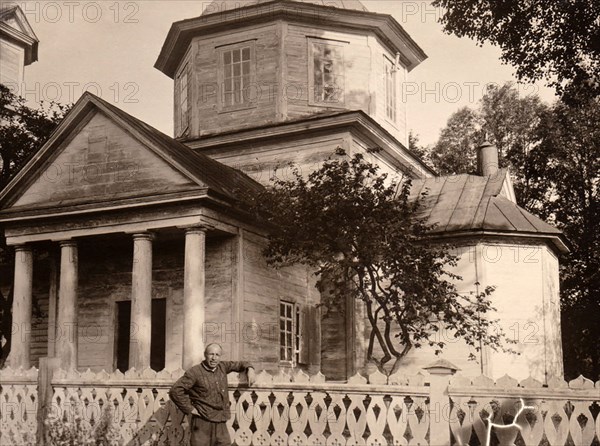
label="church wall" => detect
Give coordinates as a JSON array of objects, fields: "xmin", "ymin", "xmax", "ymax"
[
  {"xmin": 185, "ymin": 22, "xmax": 281, "ymax": 137},
  {"xmin": 198, "ymin": 131, "xmax": 349, "ymax": 186},
  {"xmin": 284, "ymin": 24, "xmax": 407, "ymax": 144},
  {"xmin": 0, "ymin": 39, "xmax": 25, "ymax": 87},
  {"xmin": 285, "ymin": 25, "xmax": 370, "ymax": 118},
  {"xmin": 352, "ymin": 240, "xmax": 562, "ymax": 382},
  {"xmin": 240, "ymin": 230, "xmax": 320, "ymax": 374},
  {"xmin": 483, "ymin": 242, "xmax": 563, "ymax": 381}
]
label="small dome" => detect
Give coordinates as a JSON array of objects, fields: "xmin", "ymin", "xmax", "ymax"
[{"xmin": 201, "ymin": 0, "xmax": 368, "ymax": 16}]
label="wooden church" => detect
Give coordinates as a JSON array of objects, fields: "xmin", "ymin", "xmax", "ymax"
[{"xmin": 0, "ymin": 0, "xmax": 567, "ymax": 383}]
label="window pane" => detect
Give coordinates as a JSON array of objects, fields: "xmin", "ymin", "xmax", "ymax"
[
  {"xmin": 242, "ymin": 61, "xmax": 250, "ymax": 75},
  {"xmin": 233, "ymin": 63, "xmax": 241, "ymax": 77},
  {"xmin": 233, "ymin": 49, "xmax": 240, "ymax": 63},
  {"xmin": 242, "ymin": 47, "xmax": 250, "ymax": 60},
  {"xmin": 224, "ymin": 51, "xmax": 231, "ymax": 64}
]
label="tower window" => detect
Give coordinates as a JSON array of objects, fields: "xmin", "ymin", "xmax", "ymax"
[
  {"xmin": 176, "ymin": 63, "xmax": 189, "ymax": 136},
  {"xmin": 219, "ymin": 42, "xmax": 255, "ymax": 109},
  {"xmin": 309, "ymin": 39, "xmax": 346, "ymax": 106},
  {"xmin": 384, "ymin": 56, "xmax": 397, "ymax": 123}
]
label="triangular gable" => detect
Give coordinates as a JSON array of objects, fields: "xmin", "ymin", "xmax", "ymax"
[
  {"xmin": 8, "ymin": 111, "xmax": 201, "ymax": 209},
  {"xmin": 0, "ymin": 6, "xmax": 38, "ymax": 40},
  {"xmin": 0, "ymin": 94, "xmax": 215, "ymax": 213},
  {"xmin": 0, "ymin": 92, "xmax": 263, "ymax": 215}
]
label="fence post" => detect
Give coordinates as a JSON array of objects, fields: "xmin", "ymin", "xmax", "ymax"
[
  {"xmin": 424, "ymin": 360, "xmax": 459, "ymax": 446},
  {"xmin": 37, "ymin": 357, "xmax": 60, "ymax": 445}
]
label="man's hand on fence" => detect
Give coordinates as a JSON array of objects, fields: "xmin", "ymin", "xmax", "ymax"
[{"xmin": 247, "ymin": 367, "xmax": 256, "ymax": 386}]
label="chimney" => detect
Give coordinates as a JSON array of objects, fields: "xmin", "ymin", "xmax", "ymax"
[{"xmin": 477, "ymin": 141, "xmax": 499, "ymax": 176}]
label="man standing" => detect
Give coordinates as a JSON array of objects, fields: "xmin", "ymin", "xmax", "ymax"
[{"xmin": 169, "ymin": 343, "xmax": 256, "ymax": 446}]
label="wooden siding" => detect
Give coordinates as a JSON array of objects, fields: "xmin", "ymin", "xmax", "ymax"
[
  {"xmin": 240, "ymin": 230, "xmax": 320, "ymax": 373},
  {"xmin": 284, "ymin": 24, "xmax": 407, "ymax": 143},
  {"xmin": 202, "ymin": 133, "xmax": 348, "ymax": 186},
  {"xmin": 188, "ymin": 23, "xmax": 280, "ymax": 137},
  {"xmin": 0, "ymin": 39, "xmax": 24, "ymax": 86},
  {"xmin": 11, "ymin": 112, "xmax": 197, "ymax": 209}
]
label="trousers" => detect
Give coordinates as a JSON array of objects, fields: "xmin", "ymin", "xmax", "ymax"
[{"xmin": 190, "ymin": 416, "xmax": 231, "ymax": 446}]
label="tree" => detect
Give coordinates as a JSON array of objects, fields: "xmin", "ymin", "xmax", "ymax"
[
  {"xmin": 429, "ymin": 106, "xmax": 480, "ymax": 175},
  {"xmin": 432, "ymin": 0, "xmax": 600, "ymax": 102},
  {"xmin": 0, "ymin": 83, "xmax": 70, "ymax": 187},
  {"xmin": 429, "ymin": 83, "xmax": 547, "ymax": 208},
  {"xmin": 252, "ymin": 148, "xmax": 513, "ymax": 375},
  {"xmin": 0, "ymin": 83, "xmax": 70, "ymax": 366},
  {"xmin": 525, "ymin": 98, "xmax": 600, "ymax": 379}
]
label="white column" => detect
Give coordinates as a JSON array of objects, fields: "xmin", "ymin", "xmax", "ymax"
[
  {"xmin": 56, "ymin": 241, "xmax": 78, "ymax": 370},
  {"xmin": 9, "ymin": 245, "xmax": 33, "ymax": 369},
  {"xmin": 129, "ymin": 233, "xmax": 153, "ymax": 370},
  {"xmin": 183, "ymin": 227, "xmax": 206, "ymax": 369}
]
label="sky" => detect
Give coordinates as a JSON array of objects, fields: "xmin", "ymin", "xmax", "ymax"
[{"xmin": 10, "ymin": 0, "xmax": 557, "ymax": 146}]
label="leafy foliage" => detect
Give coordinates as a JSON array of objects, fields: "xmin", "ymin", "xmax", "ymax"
[
  {"xmin": 0, "ymin": 84, "xmax": 70, "ymax": 366},
  {"xmin": 525, "ymin": 98, "xmax": 600, "ymax": 379},
  {"xmin": 0, "ymin": 83, "xmax": 71, "ymax": 187},
  {"xmin": 45, "ymin": 405, "xmax": 121, "ymax": 446},
  {"xmin": 252, "ymin": 148, "xmax": 514, "ymax": 375},
  {"xmin": 429, "ymin": 83, "xmax": 548, "ymax": 208},
  {"xmin": 433, "ymin": 0, "xmax": 600, "ymax": 102}
]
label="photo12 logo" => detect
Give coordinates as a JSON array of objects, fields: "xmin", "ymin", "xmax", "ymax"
[
  {"xmin": 3, "ymin": 81, "xmax": 139, "ymax": 104},
  {"xmin": 14, "ymin": 1, "xmax": 140, "ymax": 24}
]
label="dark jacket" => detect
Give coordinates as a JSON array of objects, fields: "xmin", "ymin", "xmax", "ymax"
[{"xmin": 169, "ymin": 361, "xmax": 252, "ymax": 422}]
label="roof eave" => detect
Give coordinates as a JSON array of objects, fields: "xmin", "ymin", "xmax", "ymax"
[
  {"xmin": 424, "ymin": 229, "xmax": 570, "ymax": 254},
  {"xmin": 154, "ymin": 1, "xmax": 427, "ymax": 78}
]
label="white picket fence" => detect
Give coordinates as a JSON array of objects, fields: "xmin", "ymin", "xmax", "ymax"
[{"xmin": 1, "ymin": 365, "xmax": 599, "ymax": 445}]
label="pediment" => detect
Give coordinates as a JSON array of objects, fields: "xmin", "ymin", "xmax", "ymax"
[{"xmin": 6, "ymin": 111, "xmax": 201, "ymax": 210}]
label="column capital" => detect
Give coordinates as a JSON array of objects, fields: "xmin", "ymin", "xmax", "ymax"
[
  {"xmin": 182, "ymin": 225, "xmax": 210, "ymax": 235},
  {"xmin": 14, "ymin": 244, "xmax": 32, "ymax": 252},
  {"xmin": 58, "ymin": 240, "xmax": 77, "ymax": 248},
  {"xmin": 131, "ymin": 232, "xmax": 156, "ymax": 242}
]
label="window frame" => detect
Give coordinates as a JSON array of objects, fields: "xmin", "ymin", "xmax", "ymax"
[
  {"xmin": 217, "ymin": 40, "xmax": 257, "ymax": 112},
  {"xmin": 383, "ymin": 55, "xmax": 397, "ymax": 124},
  {"xmin": 308, "ymin": 38, "xmax": 347, "ymax": 108},
  {"xmin": 176, "ymin": 62, "xmax": 189, "ymax": 137},
  {"xmin": 279, "ymin": 300, "xmax": 302, "ymax": 366}
]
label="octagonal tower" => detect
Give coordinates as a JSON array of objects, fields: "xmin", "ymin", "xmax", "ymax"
[{"xmin": 155, "ymin": 0, "xmax": 427, "ymax": 146}]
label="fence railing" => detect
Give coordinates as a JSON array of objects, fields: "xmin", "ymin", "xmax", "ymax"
[{"xmin": 1, "ymin": 362, "xmax": 599, "ymax": 445}]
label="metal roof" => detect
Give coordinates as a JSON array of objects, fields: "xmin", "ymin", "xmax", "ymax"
[
  {"xmin": 201, "ymin": 0, "xmax": 368, "ymax": 15},
  {"xmin": 409, "ymin": 172, "xmax": 565, "ymax": 249}
]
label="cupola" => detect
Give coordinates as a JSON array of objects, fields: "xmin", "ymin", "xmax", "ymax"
[{"xmin": 155, "ymin": 0, "xmax": 427, "ymax": 144}]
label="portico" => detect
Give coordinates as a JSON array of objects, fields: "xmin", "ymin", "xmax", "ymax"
[{"xmin": 0, "ymin": 93, "xmax": 268, "ymax": 373}]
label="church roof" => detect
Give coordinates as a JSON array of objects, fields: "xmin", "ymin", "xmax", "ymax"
[
  {"xmin": 409, "ymin": 171, "xmax": 568, "ymax": 252},
  {"xmin": 86, "ymin": 94, "xmax": 265, "ymax": 201},
  {"xmin": 201, "ymin": 0, "xmax": 368, "ymax": 15},
  {"xmin": 155, "ymin": 0, "xmax": 426, "ymax": 78}
]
